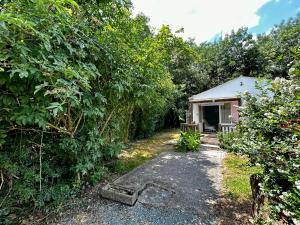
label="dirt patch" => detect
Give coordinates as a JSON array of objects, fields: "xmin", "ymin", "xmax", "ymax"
[{"xmin": 214, "ymin": 197, "xmax": 252, "ymax": 225}]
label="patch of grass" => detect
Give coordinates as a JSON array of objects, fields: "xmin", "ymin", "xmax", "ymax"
[
  {"xmin": 110, "ymin": 154, "xmax": 153, "ymax": 174},
  {"xmin": 223, "ymin": 153, "xmax": 262, "ymax": 200},
  {"xmin": 109, "ymin": 129, "xmax": 180, "ymax": 174}
]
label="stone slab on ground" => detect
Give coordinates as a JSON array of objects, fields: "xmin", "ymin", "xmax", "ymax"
[
  {"xmin": 201, "ymin": 133, "xmax": 219, "ymax": 145},
  {"xmin": 100, "ymin": 184, "xmax": 139, "ymax": 206},
  {"xmin": 201, "ymin": 143, "xmax": 220, "ymax": 149}
]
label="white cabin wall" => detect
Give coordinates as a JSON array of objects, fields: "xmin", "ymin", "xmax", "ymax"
[{"xmin": 192, "ymin": 103, "xmax": 199, "ymax": 123}]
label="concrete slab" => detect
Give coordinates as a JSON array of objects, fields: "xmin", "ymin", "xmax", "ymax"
[
  {"xmin": 100, "ymin": 184, "xmax": 138, "ymax": 206},
  {"xmin": 201, "ymin": 134, "xmax": 219, "ymax": 145},
  {"xmin": 201, "ymin": 143, "xmax": 220, "ymax": 148}
]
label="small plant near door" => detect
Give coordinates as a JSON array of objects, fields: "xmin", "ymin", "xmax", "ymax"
[
  {"xmin": 217, "ymin": 131, "xmax": 239, "ymax": 150},
  {"xmin": 176, "ymin": 130, "xmax": 201, "ymax": 152}
]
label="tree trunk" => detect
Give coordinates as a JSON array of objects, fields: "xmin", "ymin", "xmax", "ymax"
[{"xmin": 250, "ymin": 174, "xmax": 264, "ymax": 217}]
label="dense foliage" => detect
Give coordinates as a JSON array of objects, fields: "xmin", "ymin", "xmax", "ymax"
[
  {"xmin": 0, "ymin": 0, "xmax": 175, "ymax": 223},
  {"xmin": 176, "ymin": 130, "xmax": 201, "ymax": 152},
  {"xmin": 1, "ymin": 0, "xmax": 300, "ymax": 224},
  {"xmin": 221, "ymin": 49, "xmax": 300, "ymax": 224},
  {"xmin": 217, "ymin": 131, "xmax": 239, "ymax": 150}
]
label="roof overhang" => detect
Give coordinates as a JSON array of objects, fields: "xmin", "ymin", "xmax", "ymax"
[{"xmin": 189, "ymin": 97, "xmax": 240, "ymax": 103}]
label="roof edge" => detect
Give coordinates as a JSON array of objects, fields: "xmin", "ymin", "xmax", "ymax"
[
  {"xmin": 189, "ymin": 96, "xmax": 241, "ymax": 103},
  {"xmin": 189, "ymin": 75, "xmax": 257, "ymax": 100}
]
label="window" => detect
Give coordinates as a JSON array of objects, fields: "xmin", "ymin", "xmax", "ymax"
[{"xmin": 221, "ymin": 103, "xmax": 231, "ymax": 123}]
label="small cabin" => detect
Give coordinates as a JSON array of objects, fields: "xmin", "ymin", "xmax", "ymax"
[{"xmin": 182, "ymin": 76, "xmax": 260, "ymax": 133}]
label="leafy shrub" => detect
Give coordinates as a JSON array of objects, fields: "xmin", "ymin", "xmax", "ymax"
[
  {"xmin": 228, "ymin": 52, "xmax": 300, "ymax": 224},
  {"xmin": 217, "ymin": 131, "xmax": 239, "ymax": 151},
  {"xmin": 0, "ymin": 0, "xmax": 175, "ymax": 224},
  {"xmin": 217, "ymin": 132, "xmax": 235, "ymax": 151},
  {"xmin": 176, "ymin": 130, "xmax": 201, "ymax": 152},
  {"xmin": 89, "ymin": 166, "xmax": 107, "ymax": 186}
]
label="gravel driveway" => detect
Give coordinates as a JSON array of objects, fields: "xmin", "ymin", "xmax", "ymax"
[{"xmin": 50, "ymin": 148, "xmax": 226, "ymax": 225}]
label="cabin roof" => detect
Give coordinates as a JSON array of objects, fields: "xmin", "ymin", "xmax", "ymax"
[{"xmin": 189, "ymin": 76, "xmax": 260, "ymax": 102}]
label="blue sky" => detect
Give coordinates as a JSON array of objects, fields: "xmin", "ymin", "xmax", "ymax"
[
  {"xmin": 131, "ymin": 0, "xmax": 300, "ymax": 43},
  {"xmin": 250, "ymin": 0, "xmax": 300, "ymax": 34}
]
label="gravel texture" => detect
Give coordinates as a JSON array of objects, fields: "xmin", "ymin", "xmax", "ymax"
[{"xmin": 50, "ymin": 147, "xmax": 226, "ymax": 225}]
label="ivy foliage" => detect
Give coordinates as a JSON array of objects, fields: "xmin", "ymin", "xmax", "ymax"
[{"xmin": 0, "ymin": 0, "xmax": 174, "ymax": 223}]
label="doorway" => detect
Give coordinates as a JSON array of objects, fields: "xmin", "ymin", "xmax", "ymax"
[{"xmin": 203, "ymin": 106, "xmax": 219, "ymax": 132}]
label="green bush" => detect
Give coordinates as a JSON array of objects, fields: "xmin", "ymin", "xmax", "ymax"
[
  {"xmin": 228, "ymin": 53, "xmax": 300, "ymax": 224},
  {"xmin": 0, "ymin": 0, "xmax": 175, "ymax": 224},
  {"xmin": 176, "ymin": 130, "xmax": 201, "ymax": 152},
  {"xmin": 217, "ymin": 131, "xmax": 240, "ymax": 151}
]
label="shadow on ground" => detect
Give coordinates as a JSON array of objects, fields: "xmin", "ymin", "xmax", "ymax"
[
  {"xmin": 214, "ymin": 197, "xmax": 252, "ymax": 225},
  {"xmin": 46, "ymin": 149, "xmax": 226, "ymax": 225}
]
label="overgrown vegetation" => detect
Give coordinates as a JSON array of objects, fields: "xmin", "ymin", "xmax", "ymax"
[
  {"xmin": 176, "ymin": 130, "xmax": 201, "ymax": 152},
  {"xmin": 220, "ymin": 50, "xmax": 300, "ymax": 224},
  {"xmin": 0, "ymin": 0, "xmax": 300, "ymax": 224},
  {"xmin": 217, "ymin": 131, "xmax": 240, "ymax": 150},
  {"xmin": 0, "ymin": 0, "xmax": 175, "ymax": 223}
]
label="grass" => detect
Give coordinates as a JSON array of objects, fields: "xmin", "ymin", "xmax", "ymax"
[
  {"xmin": 109, "ymin": 129, "xmax": 180, "ymax": 174},
  {"xmin": 223, "ymin": 153, "xmax": 262, "ymax": 200}
]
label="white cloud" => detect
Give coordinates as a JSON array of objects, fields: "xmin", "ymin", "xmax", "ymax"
[{"xmin": 131, "ymin": 0, "xmax": 271, "ymax": 42}]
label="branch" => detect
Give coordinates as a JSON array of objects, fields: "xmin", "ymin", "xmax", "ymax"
[
  {"xmin": 0, "ymin": 174, "xmax": 12, "ymax": 208},
  {"xmin": 47, "ymin": 123, "xmax": 72, "ymax": 136},
  {"xmin": 8, "ymin": 127, "xmax": 56, "ymax": 134},
  {"xmin": 67, "ymin": 102, "xmax": 73, "ymax": 131},
  {"xmin": 71, "ymin": 112, "xmax": 83, "ymax": 138},
  {"xmin": 0, "ymin": 170, "xmax": 3, "ymax": 191},
  {"xmin": 0, "ymin": 62, "xmax": 12, "ymax": 68},
  {"xmin": 39, "ymin": 131, "xmax": 44, "ymax": 192},
  {"xmin": 9, "ymin": 127, "xmax": 41, "ymax": 132},
  {"xmin": 99, "ymin": 105, "xmax": 119, "ymax": 136}
]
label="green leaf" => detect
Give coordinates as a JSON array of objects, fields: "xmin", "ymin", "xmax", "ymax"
[
  {"xmin": 34, "ymin": 82, "xmax": 49, "ymax": 95},
  {"xmin": 47, "ymin": 102, "xmax": 64, "ymax": 117}
]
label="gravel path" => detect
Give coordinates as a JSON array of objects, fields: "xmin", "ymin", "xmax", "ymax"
[{"xmin": 50, "ymin": 147, "xmax": 226, "ymax": 225}]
